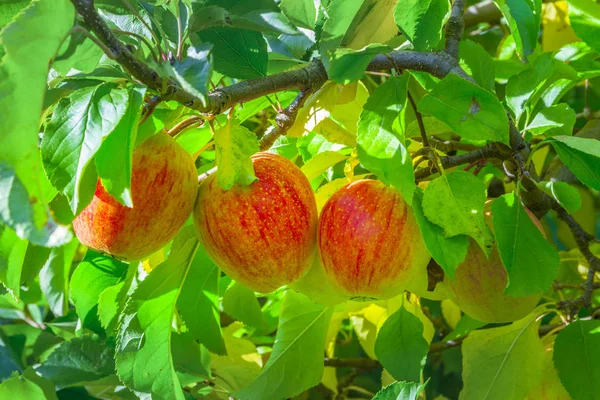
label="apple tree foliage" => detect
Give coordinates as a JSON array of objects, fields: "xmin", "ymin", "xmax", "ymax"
[{"xmin": 0, "ymin": 0, "xmax": 600, "ymax": 399}]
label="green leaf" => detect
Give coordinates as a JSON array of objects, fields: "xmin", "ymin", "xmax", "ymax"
[
  {"xmin": 115, "ymin": 227, "xmax": 198, "ymax": 400},
  {"xmin": 405, "ymin": 116, "xmax": 452, "ymax": 139},
  {"xmin": 171, "ymin": 333, "xmax": 212, "ymax": 379},
  {"xmin": 177, "ymin": 243, "xmax": 226, "ymax": 355},
  {"xmin": 326, "ymin": 44, "xmax": 391, "ymax": 84},
  {"xmin": 0, "ymin": 373, "xmax": 47, "ymax": 400},
  {"xmin": 21, "ymin": 243, "xmax": 51, "ymax": 284},
  {"xmin": 319, "ymin": 0, "xmax": 364, "ymax": 51},
  {"xmin": 394, "ymin": 0, "xmax": 450, "ymax": 50},
  {"xmin": 297, "ymin": 132, "xmax": 335, "ymax": 162},
  {"xmin": 39, "ymin": 239, "xmax": 78, "ymax": 318},
  {"xmin": 547, "ymin": 136, "xmax": 600, "ymax": 190},
  {"xmin": 553, "ymin": 319, "xmax": 600, "ymax": 400},
  {"xmin": 0, "ymin": 227, "xmax": 28, "ymax": 299},
  {"xmin": 0, "ymin": 0, "xmax": 74, "ymax": 248},
  {"xmin": 536, "ymin": 181, "xmax": 581, "ymax": 214},
  {"xmin": 95, "ymin": 85, "xmax": 146, "ymax": 208},
  {"xmin": 70, "ymin": 250, "xmax": 129, "ymax": 332},
  {"xmin": 422, "ymin": 171, "xmax": 494, "ymax": 257},
  {"xmin": 418, "ymin": 74, "xmax": 510, "ymax": 145},
  {"xmin": 235, "ymin": 291, "xmax": 333, "ymax": 400},
  {"xmin": 0, "ymin": 162, "xmax": 72, "ymax": 247},
  {"xmin": 0, "ymin": 327, "xmax": 23, "ymax": 380},
  {"xmin": 525, "ymin": 103, "xmax": 576, "ymax": 136},
  {"xmin": 53, "ymin": 32, "xmax": 104, "ymax": 75},
  {"xmin": 459, "ymin": 40, "xmax": 496, "ymax": 93},
  {"xmin": 188, "ymin": 4, "xmax": 297, "ymax": 35},
  {"xmin": 567, "ymin": 0, "xmax": 600, "ymax": 53},
  {"xmin": 506, "ymin": 53, "xmax": 556, "ymax": 123},
  {"xmin": 279, "ymin": 0, "xmax": 317, "ymax": 29},
  {"xmin": 214, "ymin": 120, "xmax": 259, "ymax": 190},
  {"xmin": 374, "ymin": 301, "xmax": 429, "ymax": 383},
  {"xmin": 41, "ymin": 84, "xmax": 129, "ymax": 214},
  {"xmin": 300, "ymin": 151, "xmax": 348, "ymax": 181},
  {"xmin": 0, "ymin": 0, "xmax": 30, "ymax": 26},
  {"xmin": 460, "ymin": 316, "xmax": 545, "ymax": 400},
  {"xmin": 494, "ymin": 0, "xmax": 541, "ymax": 57},
  {"xmin": 412, "ymin": 188, "xmax": 468, "ymax": 280},
  {"xmin": 491, "ymin": 193, "xmax": 559, "ymax": 296},
  {"xmin": 357, "ymin": 74, "xmax": 416, "ymax": 205},
  {"xmin": 198, "ymin": 28, "xmax": 267, "ymax": 79},
  {"xmin": 222, "ymin": 281, "xmax": 266, "ymax": 329},
  {"xmin": 372, "ymin": 380, "xmax": 428, "ymax": 400},
  {"xmin": 97, "ymin": 268, "xmax": 135, "ymax": 333},
  {"xmin": 21, "ymin": 368, "xmax": 58, "ymax": 400},
  {"xmin": 36, "ymin": 336, "xmax": 115, "ymax": 387},
  {"xmin": 443, "ymin": 314, "xmax": 486, "ymax": 341},
  {"xmin": 171, "ymin": 43, "xmax": 213, "ymax": 107}
]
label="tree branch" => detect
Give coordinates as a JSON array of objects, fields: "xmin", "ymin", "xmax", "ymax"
[
  {"xmin": 445, "ymin": 0, "xmax": 468, "ymax": 59},
  {"xmin": 71, "ymin": 0, "xmax": 466, "ymax": 117},
  {"xmin": 554, "ymin": 206, "xmax": 600, "ymax": 314},
  {"xmin": 414, "ymin": 143, "xmax": 502, "ymax": 181}
]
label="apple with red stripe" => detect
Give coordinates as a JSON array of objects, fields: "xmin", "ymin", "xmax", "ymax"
[
  {"xmin": 73, "ymin": 133, "xmax": 198, "ymax": 262},
  {"xmin": 318, "ymin": 179, "xmax": 431, "ymax": 301},
  {"xmin": 193, "ymin": 152, "xmax": 318, "ymax": 293}
]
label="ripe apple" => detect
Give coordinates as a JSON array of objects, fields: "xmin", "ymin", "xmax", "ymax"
[
  {"xmin": 193, "ymin": 152, "xmax": 318, "ymax": 293},
  {"xmin": 445, "ymin": 201, "xmax": 543, "ymax": 323},
  {"xmin": 73, "ymin": 132, "xmax": 198, "ymax": 262},
  {"xmin": 318, "ymin": 179, "xmax": 431, "ymax": 301}
]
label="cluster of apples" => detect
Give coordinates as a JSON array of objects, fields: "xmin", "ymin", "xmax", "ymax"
[{"xmin": 73, "ymin": 132, "xmax": 541, "ymax": 323}]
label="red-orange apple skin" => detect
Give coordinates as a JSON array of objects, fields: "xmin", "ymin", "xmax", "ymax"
[
  {"xmin": 193, "ymin": 152, "xmax": 318, "ymax": 293},
  {"xmin": 73, "ymin": 133, "xmax": 198, "ymax": 262},
  {"xmin": 318, "ymin": 179, "xmax": 431, "ymax": 301},
  {"xmin": 445, "ymin": 202, "xmax": 543, "ymax": 323}
]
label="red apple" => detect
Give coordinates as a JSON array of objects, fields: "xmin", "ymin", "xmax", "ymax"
[
  {"xmin": 318, "ymin": 179, "xmax": 431, "ymax": 301},
  {"xmin": 73, "ymin": 133, "xmax": 198, "ymax": 262},
  {"xmin": 193, "ymin": 152, "xmax": 318, "ymax": 293}
]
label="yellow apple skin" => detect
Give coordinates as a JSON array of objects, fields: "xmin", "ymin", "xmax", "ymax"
[
  {"xmin": 73, "ymin": 133, "xmax": 198, "ymax": 262},
  {"xmin": 445, "ymin": 202, "xmax": 543, "ymax": 323},
  {"xmin": 193, "ymin": 152, "xmax": 318, "ymax": 294},
  {"xmin": 318, "ymin": 179, "xmax": 431, "ymax": 301}
]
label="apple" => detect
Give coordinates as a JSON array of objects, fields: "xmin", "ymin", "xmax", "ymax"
[
  {"xmin": 193, "ymin": 152, "xmax": 318, "ymax": 293},
  {"xmin": 445, "ymin": 201, "xmax": 543, "ymax": 323},
  {"xmin": 73, "ymin": 132, "xmax": 198, "ymax": 262},
  {"xmin": 318, "ymin": 179, "xmax": 431, "ymax": 301}
]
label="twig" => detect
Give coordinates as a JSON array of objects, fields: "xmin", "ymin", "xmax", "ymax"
[
  {"xmin": 139, "ymin": 95, "xmax": 161, "ymax": 125},
  {"xmin": 408, "ymin": 92, "xmax": 430, "ymax": 147},
  {"xmin": 259, "ymin": 82, "xmax": 324, "ymax": 150},
  {"xmin": 445, "ymin": 0, "xmax": 467, "ymax": 59},
  {"xmin": 554, "ymin": 206, "xmax": 600, "ymax": 314},
  {"xmin": 324, "ymin": 357, "xmax": 380, "ymax": 369},
  {"xmin": 165, "ymin": 115, "xmax": 204, "ymax": 137},
  {"xmin": 71, "ymin": 26, "xmax": 116, "ymax": 59},
  {"xmin": 112, "ymin": 29, "xmax": 159, "ymax": 63},
  {"xmin": 553, "ymin": 282, "xmax": 600, "ymax": 291},
  {"xmin": 429, "ymin": 336, "xmax": 465, "ymax": 354},
  {"xmin": 414, "ymin": 143, "xmax": 501, "ymax": 181}
]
